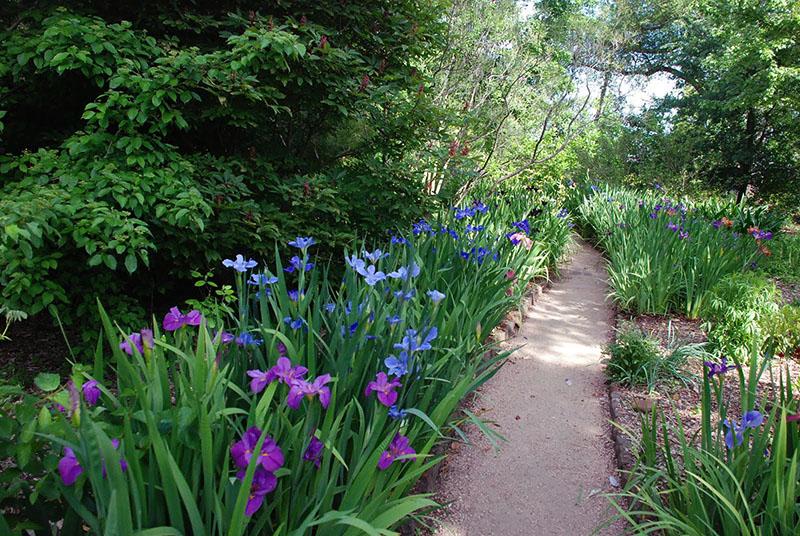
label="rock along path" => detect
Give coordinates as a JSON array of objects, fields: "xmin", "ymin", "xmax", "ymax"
[{"xmin": 431, "ymin": 239, "xmax": 621, "ymax": 536}]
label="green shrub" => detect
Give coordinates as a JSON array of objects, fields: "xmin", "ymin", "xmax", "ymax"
[
  {"xmin": 763, "ymin": 304, "xmax": 800, "ymax": 358},
  {"xmin": 760, "ymin": 233, "xmax": 800, "ymax": 282},
  {"xmin": 608, "ymin": 346, "xmax": 800, "ymax": 535},
  {"xmin": 0, "ymin": 3, "xmax": 448, "ymax": 326},
  {"xmin": 702, "ymin": 272, "xmax": 779, "ymax": 359},
  {"xmin": 605, "ymin": 324, "xmax": 696, "ymax": 390}
]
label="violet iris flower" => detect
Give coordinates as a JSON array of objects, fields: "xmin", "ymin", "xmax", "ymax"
[
  {"xmin": 82, "ymin": 379, "xmax": 101, "ymax": 406},
  {"xmin": 272, "ymin": 357, "xmax": 308, "ymax": 385},
  {"xmin": 427, "ymin": 290, "xmax": 446, "ymax": 304},
  {"xmin": 244, "ymin": 467, "xmax": 277, "ymax": 516},
  {"xmin": 377, "ymin": 434, "xmax": 416, "ymax": 470},
  {"xmin": 120, "ymin": 328, "xmax": 154, "ymax": 355},
  {"xmin": 391, "ymin": 235, "xmax": 408, "ymax": 245},
  {"xmin": 303, "ymin": 436, "xmax": 324, "ymax": 468},
  {"xmin": 247, "ymin": 369, "xmax": 277, "ymax": 393},
  {"xmin": 387, "ymin": 263, "xmax": 420, "ymax": 280},
  {"xmin": 231, "ymin": 427, "xmax": 284, "ymax": 472},
  {"xmin": 667, "ymin": 222, "xmax": 679, "ymax": 232},
  {"xmin": 288, "ymin": 236, "xmax": 316, "ymax": 249},
  {"xmin": 287, "ymin": 374, "xmax": 332, "ymax": 409},
  {"xmin": 214, "ymin": 331, "xmax": 235, "ymax": 344},
  {"xmin": 223, "ymin": 254, "xmax": 257, "ymax": 272},
  {"xmin": 365, "ymin": 372, "xmax": 402, "ymax": 407},
  {"xmin": 163, "ymin": 306, "xmax": 202, "ymax": 331},
  {"xmin": 58, "ymin": 447, "xmax": 83, "ymax": 485},
  {"xmin": 704, "ymin": 357, "xmax": 737, "ymax": 378}
]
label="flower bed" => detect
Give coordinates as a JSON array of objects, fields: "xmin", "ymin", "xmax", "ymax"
[{"xmin": 0, "ymin": 195, "xmax": 571, "ymax": 534}]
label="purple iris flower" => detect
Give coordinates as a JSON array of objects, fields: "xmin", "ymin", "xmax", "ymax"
[
  {"xmin": 288, "ymin": 289, "xmax": 300, "ymax": 302},
  {"xmin": 649, "ymin": 212, "xmax": 657, "ymax": 219},
  {"xmin": 679, "ymin": 231, "xmax": 689, "ymax": 240},
  {"xmin": 236, "ymin": 332, "xmax": 263, "ymax": 346},
  {"xmin": 247, "ymin": 369, "xmax": 277, "ymax": 393},
  {"xmin": 283, "ymin": 316, "xmax": 306, "ymax": 331},
  {"xmin": 704, "ymin": 357, "xmax": 737, "ymax": 377},
  {"xmin": 214, "ymin": 331, "xmax": 235, "ymax": 344},
  {"xmin": 667, "ymin": 222, "xmax": 679, "ymax": 232},
  {"xmin": 388, "ymin": 405, "xmax": 407, "ymax": 420},
  {"xmin": 82, "ymin": 379, "xmax": 101, "ymax": 406},
  {"xmin": 303, "ymin": 436, "xmax": 324, "ymax": 468},
  {"xmin": 427, "ymin": 290, "xmax": 446, "ymax": 304},
  {"xmin": 271, "ymin": 357, "xmax": 308, "ymax": 385},
  {"xmin": 454, "ymin": 207, "xmax": 475, "ymax": 220},
  {"xmin": 377, "ymin": 434, "xmax": 416, "ymax": 470},
  {"xmin": 365, "ymin": 372, "xmax": 402, "ymax": 407},
  {"xmin": 391, "ymin": 235, "xmax": 408, "ymax": 245},
  {"xmin": 248, "ymin": 273, "xmax": 279, "ymax": 286},
  {"xmin": 472, "ymin": 200, "xmax": 488, "ymax": 213},
  {"xmin": 102, "ymin": 439, "xmax": 128, "ymax": 476},
  {"xmin": 284, "ymin": 256, "xmax": 314, "ymax": 273},
  {"xmin": 119, "ymin": 329, "xmax": 154, "ymax": 356},
  {"xmin": 163, "ymin": 306, "xmax": 202, "ymax": 331},
  {"xmin": 392, "ymin": 289, "xmax": 416, "ymax": 301},
  {"xmin": 357, "ymin": 264, "xmax": 386, "ymax": 286},
  {"xmin": 287, "ymin": 374, "xmax": 333, "ymax": 409},
  {"xmin": 385, "ymin": 351, "xmax": 410, "ymax": 376},
  {"xmin": 223, "ymin": 254, "xmax": 257, "ymax": 272},
  {"xmin": 58, "ymin": 447, "xmax": 83, "ymax": 485},
  {"xmin": 231, "ymin": 427, "xmax": 284, "ymax": 472},
  {"xmin": 712, "ymin": 220, "xmax": 723, "ymax": 229},
  {"xmin": 243, "ymin": 467, "xmax": 277, "ymax": 516},
  {"xmin": 288, "ymin": 236, "xmax": 316, "ymax": 249}
]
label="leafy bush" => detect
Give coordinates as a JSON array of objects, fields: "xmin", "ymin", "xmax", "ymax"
[
  {"xmin": 0, "ymin": 200, "xmax": 570, "ymax": 534},
  {"xmin": 760, "ymin": 232, "xmax": 800, "ymax": 282},
  {"xmin": 0, "ymin": 3, "xmax": 448, "ymax": 326},
  {"xmin": 570, "ymin": 182, "xmax": 772, "ymax": 317},
  {"xmin": 605, "ymin": 323, "xmax": 697, "ymax": 391},
  {"xmin": 702, "ymin": 272, "xmax": 780, "ymax": 360},
  {"xmin": 608, "ymin": 346, "xmax": 800, "ymax": 535},
  {"xmin": 763, "ymin": 304, "xmax": 800, "ymax": 358}
]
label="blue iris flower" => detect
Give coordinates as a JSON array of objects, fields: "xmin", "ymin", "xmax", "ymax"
[
  {"xmin": 357, "ymin": 264, "xmax": 386, "ymax": 286},
  {"xmin": 513, "ymin": 219, "xmax": 530, "ymax": 235},
  {"xmin": 248, "ymin": 273, "xmax": 279, "ymax": 286},
  {"xmin": 388, "ymin": 405, "xmax": 408, "ymax": 420},
  {"xmin": 385, "ymin": 352, "xmax": 410, "ymax": 376},
  {"xmin": 288, "ymin": 236, "xmax": 316, "ymax": 249},
  {"xmin": 363, "ymin": 249, "xmax": 387, "ymax": 263},
  {"xmin": 394, "ymin": 327, "xmax": 438, "ymax": 353},
  {"xmin": 222, "ymin": 254, "xmax": 257, "ymax": 272},
  {"xmin": 283, "ymin": 316, "xmax": 306, "ymax": 330},
  {"xmin": 324, "ymin": 303, "xmax": 336, "ymax": 313},
  {"xmin": 427, "ymin": 289, "xmax": 446, "ymax": 304},
  {"xmin": 284, "ymin": 256, "xmax": 314, "ymax": 273},
  {"xmin": 387, "ymin": 315, "xmax": 401, "ymax": 325},
  {"xmin": 236, "ymin": 332, "xmax": 263, "ymax": 346}
]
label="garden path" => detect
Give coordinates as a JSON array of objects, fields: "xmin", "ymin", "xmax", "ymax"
[{"xmin": 431, "ymin": 239, "xmax": 621, "ymax": 536}]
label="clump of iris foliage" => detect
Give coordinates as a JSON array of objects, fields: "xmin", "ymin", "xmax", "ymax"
[
  {"xmin": 607, "ymin": 343, "xmax": 800, "ymax": 535},
  {"xmin": 567, "ymin": 182, "xmax": 781, "ymax": 318},
  {"xmin": 0, "ymin": 193, "xmax": 571, "ymax": 534}
]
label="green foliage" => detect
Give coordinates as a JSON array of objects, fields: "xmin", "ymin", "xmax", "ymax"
[
  {"xmin": 702, "ymin": 272, "xmax": 780, "ymax": 360},
  {"xmin": 571, "ymin": 183, "xmax": 769, "ymax": 317},
  {"xmin": 608, "ymin": 346, "xmax": 800, "ymax": 535},
  {"xmin": 605, "ymin": 323, "xmax": 697, "ymax": 390},
  {"xmin": 0, "ymin": 2, "xmax": 447, "ymax": 324},
  {"xmin": 602, "ymin": 0, "xmax": 800, "ymax": 205},
  {"xmin": 763, "ymin": 304, "xmax": 800, "ymax": 358},
  {"xmin": 0, "ymin": 199, "xmax": 571, "ymax": 533},
  {"xmin": 760, "ymin": 233, "xmax": 800, "ymax": 283}
]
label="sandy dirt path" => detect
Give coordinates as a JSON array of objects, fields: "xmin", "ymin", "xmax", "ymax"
[{"xmin": 431, "ymin": 239, "xmax": 622, "ymax": 536}]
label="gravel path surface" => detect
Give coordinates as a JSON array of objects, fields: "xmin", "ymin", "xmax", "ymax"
[{"xmin": 430, "ymin": 239, "xmax": 622, "ymax": 536}]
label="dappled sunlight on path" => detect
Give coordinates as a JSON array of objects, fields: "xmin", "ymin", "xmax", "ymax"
[{"xmin": 432, "ymin": 239, "xmax": 622, "ymax": 536}]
